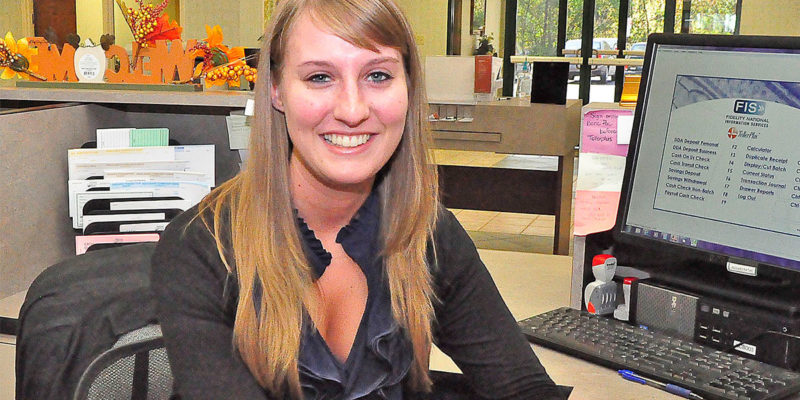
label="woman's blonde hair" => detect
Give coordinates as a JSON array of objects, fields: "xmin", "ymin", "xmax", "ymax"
[{"xmin": 198, "ymin": 0, "xmax": 439, "ymax": 397}]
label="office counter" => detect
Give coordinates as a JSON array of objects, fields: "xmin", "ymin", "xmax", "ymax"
[{"xmin": 430, "ymin": 99, "xmax": 581, "ymax": 256}]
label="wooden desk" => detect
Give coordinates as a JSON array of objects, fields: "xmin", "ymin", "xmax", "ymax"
[{"xmin": 430, "ymin": 99, "xmax": 581, "ymax": 255}]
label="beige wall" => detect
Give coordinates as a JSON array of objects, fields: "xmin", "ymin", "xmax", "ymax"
[
  {"xmin": 740, "ymin": 0, "xmax": 800, "ymax": 36},
  {"xmin": 179, "ymin": 0, "xmax": 264, "ymax": 49},
  {"xmin": 77, "ymin": 0, "xmax": 104, "ymax": 44},
  {"xmin": 396, "ymin": 0, "xmax": 448, "ymax": 58},
  {"xmin": 485, "ymin": 0, "xmax": 502, "ymax": 55},
  {"xmin": 461, "ymin": 0, "xmax": 474, "ymax": 55},
  {"xmin": 0, "ymin": 0, "xmax": 34, "ymax": 38}
]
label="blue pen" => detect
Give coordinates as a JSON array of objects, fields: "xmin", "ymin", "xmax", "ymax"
[{"xmin": 618, "ymin": 370, "xmax": 704, "ymax": 400}]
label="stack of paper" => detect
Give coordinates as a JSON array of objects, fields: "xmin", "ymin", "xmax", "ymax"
[
  {"xmin": 68, "ymin": 138, "xmax": 216, "ymax": 254},
  {"xmin": 97, "ymin": 128, "xmax": 170, "ymax": 148}
]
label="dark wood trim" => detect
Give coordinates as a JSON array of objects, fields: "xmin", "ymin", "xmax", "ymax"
[
  {"xmin": 664, "ymin": 0, "xmax": 677, "ymax": 33},
  {"xmin": 579, "ymin": 0, "xmax": 596, "ymax": 105},
  {"xmin": 734, "ymin": 0, "xmax": 743, "ymax": 35},
  {"xmin": 502, "ymin": 0, "xmax": 517, "ymax": 97},
  {"xmin": 448, "ymin": 0, "xmax": 463, "ymax": 55},
  {"xmin": 614, "ymin": 0, "xmax": 630, "ymax": 102},
  {"xmin": 557, "ymin": 0, "xmax": 567, "ymax": 58},
  {"xmin": 680, "ymin": 0, "xmax": 691, "ymax": 33}
]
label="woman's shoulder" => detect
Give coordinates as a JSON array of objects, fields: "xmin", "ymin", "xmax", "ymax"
[
  {"xmin": 160, "ymin": 204, "xmax": 218, "ymax": 246},
  {"xmin": 154, "ymin": 203, "xmax": 233, "ymax": 273},
  {"xmin": 430, "ymin": 206, "xmax": 481, "ymax": 277},
  {"xmin": 432, "ymin": 206, "xmax": 473, "ymax": 247}
]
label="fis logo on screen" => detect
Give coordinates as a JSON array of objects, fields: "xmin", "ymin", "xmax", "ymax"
[{"xmin": 734, "ymin": 100, "xmax": 766, "ymax": 115}]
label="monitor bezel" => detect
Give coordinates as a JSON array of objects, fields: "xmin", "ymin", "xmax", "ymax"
[{"xmin": 614, "ymin": 33, "xmax": 800, "ymax": 275}]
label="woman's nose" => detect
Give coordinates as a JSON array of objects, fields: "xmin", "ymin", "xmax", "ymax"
[{"xmin": 333, "ymin": 80, "xmax": 370, "ymax": 127}]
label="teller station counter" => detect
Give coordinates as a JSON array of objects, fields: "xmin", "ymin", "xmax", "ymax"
[{"xmin": 431, "ymin": 98, "xmax": 581, "ymax": 256}]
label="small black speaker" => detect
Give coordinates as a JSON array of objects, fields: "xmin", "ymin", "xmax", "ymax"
[
  {"xmin": 631, "ymin": 279, "xmax": 699, "ymax": 339},
  {"xmin": 531, "ymin": 61, "xmax": 569, "ymax": 105}
]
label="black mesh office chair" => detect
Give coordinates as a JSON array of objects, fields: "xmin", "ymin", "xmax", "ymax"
[
  {"xmin": 16, "ymin": 243, "xmax": 173, "ymax": 400},
  {"xmin": 73, "ymin": 324, "xmax": 172, "ymax": 400}
]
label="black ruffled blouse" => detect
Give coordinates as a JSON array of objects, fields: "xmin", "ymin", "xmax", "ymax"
[{"xmin": 293, "ymin": 193, "xmax": 412, "ymax": 399}]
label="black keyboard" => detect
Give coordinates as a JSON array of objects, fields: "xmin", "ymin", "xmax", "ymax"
[{"xmin": 519, "ymin": 307, "xmax": 800, "ymax": 400}]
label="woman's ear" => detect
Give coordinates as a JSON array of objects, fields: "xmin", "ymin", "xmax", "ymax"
[{"xmin": 271, "ymin": 82, "xmax": 285, "ymax": 112}]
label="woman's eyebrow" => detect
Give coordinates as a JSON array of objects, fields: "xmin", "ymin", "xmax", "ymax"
[
  {"xmin": 296, "ymin": 56, "xmax": 401, "ymax": 69},
  {"xmin": 364, "ymin": 56, "xmax": 401, "ymax": 67},
  {"xmin": 297, "ymin": 60, "xmax": 335, "ymax": 69}
]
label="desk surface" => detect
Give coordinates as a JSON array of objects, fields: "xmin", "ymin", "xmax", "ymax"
[{"xmin": 429, "ymin": 249, "xmax": 682, "ymax": 400}]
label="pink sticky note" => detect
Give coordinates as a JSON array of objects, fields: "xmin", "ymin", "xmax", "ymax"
[
  {"xmin": 581, "ymin": 109, "xmax": 633, "ymax": 157},
  {"xmin": 573, "ymin": 190, "xmax": 621, "ymax": 236}
]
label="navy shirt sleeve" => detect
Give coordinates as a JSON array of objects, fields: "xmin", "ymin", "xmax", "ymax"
[
  {"xmin": 151, "ymin": 207, "xmax": 272, "ymax": 399},
  {"xmin": 430, "ymin": 209, "xmax": 565, "ymax": 400}
]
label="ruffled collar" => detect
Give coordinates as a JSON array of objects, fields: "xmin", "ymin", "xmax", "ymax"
[{"xmin": 295, "ymin": 191, "xmax": 381, "ymax": 281}]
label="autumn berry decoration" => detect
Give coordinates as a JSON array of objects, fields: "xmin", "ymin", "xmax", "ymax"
[
  {"xmin": 189, "ymin": 25, "xmax": 257, "ymax": 88},
  {"xmin": 115, "ymin": 0, "xmax": 182, "ymax": 67},
  {"xmin": 0, "ymin": 32, "xmax": 44, "ymax": 81}
]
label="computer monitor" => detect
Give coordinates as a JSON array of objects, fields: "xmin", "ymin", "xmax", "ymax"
[{"xmin": 617, "ymin": 33, "xmax": 800, "ymax": 281}]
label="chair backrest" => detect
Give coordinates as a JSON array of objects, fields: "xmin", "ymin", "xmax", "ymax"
[
  {"xmin": 73, "ymin": 324, "xmax": 173, "ymax": 400},
  {"xmin": 15, "ymin": 243, "xmax": 168, "ymax": 400}
]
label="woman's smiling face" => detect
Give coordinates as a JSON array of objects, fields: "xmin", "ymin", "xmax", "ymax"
[{"xmin": 272, "ymin": 13, "xmax": 409, "ymax": 191}]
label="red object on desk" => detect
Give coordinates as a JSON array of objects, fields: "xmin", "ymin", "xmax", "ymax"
[{"xmin": 474, "ymin": 55, "xmax": 492, "ymax": 94}]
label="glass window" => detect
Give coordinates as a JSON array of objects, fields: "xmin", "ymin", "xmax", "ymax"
[
  {"xmin": 514, "ymin": 0, "xmax": 561, "ymax": 97},
  {"xmin": 516, "ymin": 0, "xmax": 560, "ymax": 57},
  {"xmin": 472, "ymin": 0, "xmax": 486, "ymax": 34},
  {"xmin": 686, "ymin": 0, "xmax": 737, "ymax": 34}
]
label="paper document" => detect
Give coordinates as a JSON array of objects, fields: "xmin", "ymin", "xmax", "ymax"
[
  {"xmin": 617, "ymin": 115, "xmax": 634, "ymax": 145},
  {"xmin": 103, "ymin": 170, "xmax": 211, "ymax": 185},
  {"xmin": 110, "ymin": 199, "xmax": 191, "ymax": 211},
  {"xmin": 69, "ymin": 179, "xmax": 112, "ymax": 220},
  {"xmin": 108, "ymin": 181, "xmax": 211, "ymax": 205},
  {"xmin": 70, "ymin": 160, "xmax": 190, "ymax": 181},
  {"xmin": 97, "ymin": 128, "xmax": 169, "ymax": 148},
  {"xmin": 96, "ymin": 128, "xmax": 133, "ymax": 149},
  {"xmin": 226, "ymin": 115, "xmax": 251, "ymax": 150},
  {"xmin": 74, "ymin": 191, "xmax": 153, "ymax": 229},
  {"xmin": 574, "ymin": 191, "xmax": 622, "ymax": 236},
  {"xmin": 173, "ymin": 145, "xmax": 216, "ymax": 186},
  {"xmin": 575, "ymin": 153, "xmax": 626, "ymax": 192},
  {"xmin": 68, "ymin": 145, "xmax": 215, "ymax": 183},
  {"xmin": 119, "ymin": 222, "xmax": 170, "ymax": 233}
]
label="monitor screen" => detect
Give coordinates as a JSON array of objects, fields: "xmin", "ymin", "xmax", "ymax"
[{"xmin": 619, "ymin": 34, "xmax": 800, "ymax": 272}]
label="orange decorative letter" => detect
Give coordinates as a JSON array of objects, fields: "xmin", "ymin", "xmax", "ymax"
[
  {"xmin": 104, "ymin": 45, "xmax": 131, "ymax": 83},
  {"xmin": 32, "ymin": 43, "xmax": 78, "ymax": 82}
]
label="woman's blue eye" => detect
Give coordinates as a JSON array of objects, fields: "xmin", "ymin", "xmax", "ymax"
[
  {"xmin": 367, "ymin": 72, "xmax": 392, "ymax": 82},
  {"xmin": 308, "ymin": 74, "xmax": 331, "ymax": 83}
]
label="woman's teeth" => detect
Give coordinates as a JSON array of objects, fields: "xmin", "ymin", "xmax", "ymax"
[{"xmin": 324, "ymin": 134, "xmax": 371, "ymax": 148}]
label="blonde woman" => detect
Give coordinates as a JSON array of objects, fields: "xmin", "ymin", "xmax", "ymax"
[{"xmin": 151, "ymin": 0, "xmax": 564, "ymax": 399}]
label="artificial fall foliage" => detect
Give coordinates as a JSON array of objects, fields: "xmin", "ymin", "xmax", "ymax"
[
  {"xmin": 190, "ymin": 25, "xmax": 256, "ymax": 87},
  {"xmin": 0, "ymin": 32, "xmax": 42, "ymax": 80}
]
